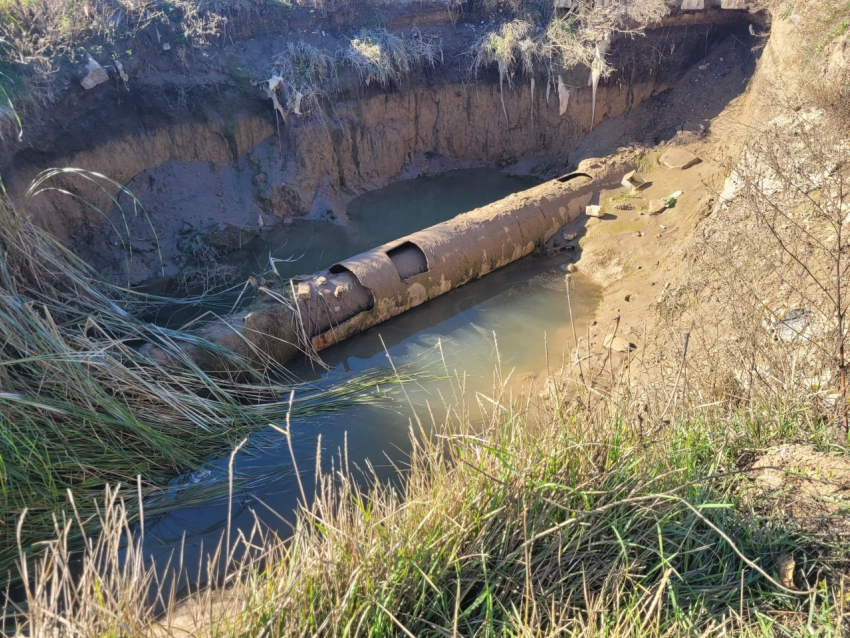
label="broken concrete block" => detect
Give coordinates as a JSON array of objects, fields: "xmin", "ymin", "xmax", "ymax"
[
  {"xmin": 296, "ymin": 282, "xmax": 312, "ymax": 300},
  {"xmin": 720, "ymin": 0, "xmax": 747, "ymax": 7},
  {"xmin": 79, "ymin": 55, "xmax": 109, "ymax": 90},
  {"xmin": 681, "ymin": 0, "xmax": 704, "ymax": 9},
  {"xmin": 660, "ymin": 148, "xmax": 700, "ymax": 170},
  {"xmin": 648, "ymin": 199, "xmax": 667, "ymax": 215},
  {"xmin": 621, "ymin": 171, "xmax": 648, "ymax": 191},
  {"xmin": 585, "ymin": 205, "xmax": 604, "ymax": 218},
  {"xmin": 603, "ymin": 335, "xmax": 636, "ymax": 352}
]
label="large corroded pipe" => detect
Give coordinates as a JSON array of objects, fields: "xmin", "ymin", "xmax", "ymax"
[{"xmin": 180, "ymin": 172, "xmax": 596, "ymax": 369}]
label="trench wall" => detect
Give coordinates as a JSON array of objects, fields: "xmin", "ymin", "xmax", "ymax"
[{"xmin": 3, "ymin": 15, "xmax": 755, "ymax": 284}]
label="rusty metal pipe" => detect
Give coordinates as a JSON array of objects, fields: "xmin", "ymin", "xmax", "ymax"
[{"xmin": 175, "ymin": 173, "xmax": 596, "ymax": 370}]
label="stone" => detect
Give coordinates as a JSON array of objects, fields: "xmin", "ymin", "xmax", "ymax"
[
  {"xmin": 115, "ymin": 60, "xmax": 129, "ymax": 87},
  {"xmin": 252, "ymin": 173, "xmax": 267, "ymax": 186},
  {"xmin": 621, "ymin": 171, "xmax": 648, "ymax": 191},
  {"xmin": 162, "ymin": 42, "xmax": 171, "ymax": 51},
  {"xmin": 566, "ymin": 263, "xmax": 577, "ymax": 273},
  {"xmin": 334, "ymin": 285, "xmax": 346, "ymax": 298},
  {"xmin": 603, "ymin": 335, "xmax": 636, "ymax": 353},
  {"xmin": 681, "ymin": 0, "xmax": 704, "ymax": 8},
  {"xmin": 585, "ymin": 205, "xmax": 604, "ymax": 218},
  {"xmin": 296, "ymin": 282, "xmax": 312, "ymax": 300},
  {"xmin": 648, "ymin": 199, "xmax": 667, "ymax": 215},
  {"xmin": 720, "ymin": 0, "xmax": 747, "ymax": 7},
  {"xmin": 660, "ymin": 148, "xmax": 700, "ymax": 170},
  {"xmin": 774, "ymin": 309, "xmax": 814, "ymax": 343},
  {"xmin": 79, "ymin": 55, "xmax": 109, "ymax": 90},
  {"xmin": 316, "ymin": 276, "xmax": 328, "ymax": 285},
  {"xmin": 563, "ymin": 232, "xmax": 578, "ymax": 241}
]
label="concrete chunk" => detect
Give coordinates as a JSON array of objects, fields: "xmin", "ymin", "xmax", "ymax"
[
  {"xmin": 720, "ymin": 0, "xmax": 747, "ymax": 8},
  {"xmin": 296, "ymin": 282, "xmax": 312, "ymax": 300},
  {"xmin": 603, "ymin": 334, "xmax": 636, "ymax": 352},
  {"xmin": 681, "ymin": 0, "xmax": 704, "ymax": 9},
  {"xmin": 79, "ymin": 55, "xmax": 109, "ymax": 90},
  {"xmin": 660, "ymin": 148, "xmax": 700, "ymax": 170},
  {"xmin": 648, "ymin": 199, "xmax": 667, "ymax": 215},
  {"xmin": 621, "ymin": 171, "xmax": 648, "ymax": 191},
  {"xmin": 585, "ymin": 205, "xmax": 604, "ymax": 218}
]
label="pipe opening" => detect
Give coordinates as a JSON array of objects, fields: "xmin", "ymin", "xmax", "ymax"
[
  {"xmin": 387, "ymin": 241, "xmax": 429, "ymax": 280},
  {"xmin": 555, "ymin": 172, "xmax": 593, "ymax": 184}
]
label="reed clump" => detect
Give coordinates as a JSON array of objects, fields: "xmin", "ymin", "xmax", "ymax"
[{"xmin": 0, "ymin": 183, "xmax": 409, "ymax": 579}]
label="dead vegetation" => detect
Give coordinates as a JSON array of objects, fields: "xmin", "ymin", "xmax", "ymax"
[
  {"xmin": 4, "ymin": 2, "xmax": 850, "ymax": 636},
  {"xmin": 0, "ymin": 0, "xmax": 226, "ymax": 137},
  {"xmin": 641, "ymin": 108, "xmax": 850, "ymax": 439},
  {"xmin": 468, "ymin": 0, "xmax": 674, "ymax": 123},
  {"xmin": 343, "ymin": 27, "xmax": 441, "ymax": 88},
  {"xmin": 263, "ymin": 28, "xmax": 440, "ymax": 125}
]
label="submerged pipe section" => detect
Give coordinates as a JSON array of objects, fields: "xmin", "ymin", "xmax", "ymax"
[{"xmin": 178, "ymin": 172, "xmax": 596, "ymax": 370}]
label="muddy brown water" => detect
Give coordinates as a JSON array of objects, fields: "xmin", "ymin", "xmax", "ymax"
[{"xmin": 140, "ymin": 167, "xmax": 600, "ymax": 577}]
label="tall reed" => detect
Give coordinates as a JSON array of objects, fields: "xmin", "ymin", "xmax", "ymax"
[{"xmin": 0, "ymin": 182, "xmax": 409, "ymax": 578}]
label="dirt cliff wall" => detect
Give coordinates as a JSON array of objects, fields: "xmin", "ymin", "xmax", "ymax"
[{"xmin": 3, "ymin": 15, "xmax": 752, "ymax": 285}]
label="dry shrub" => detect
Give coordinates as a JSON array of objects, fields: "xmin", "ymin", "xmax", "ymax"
[
  {"xmin": 471, "ymin": 19, "xmax": 539, "ymax": 85},
  {"xmin": 265, "ymin": 42, "xmax": 336, "ymax": 123},
  {"xmin": 644, "ymin": 109, "xmax": 850, "ymax": 432},
  {"xmin": 343, "ymin": 28, "xmax": 440, "ymax": 88},
  {"xmin": 543, "ymin": 0, "xmax": 674, "ymax": 72},
  {"xmin": 469, "ymin": 0, "xmax": 675, "ymax": 109}
]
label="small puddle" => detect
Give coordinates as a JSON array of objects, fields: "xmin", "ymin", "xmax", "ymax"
[{"xmin": 142, "ymin": 167, "xmax": 600, "ymax": 567}]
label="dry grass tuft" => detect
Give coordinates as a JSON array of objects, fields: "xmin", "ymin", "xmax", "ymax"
[
  {"xmin": 0, "ymin": 174, "xmax": 415, "ymax": 580},
  {"xmin": 343, "ymin": 28, "xmax": 441, "ymax": 89},
  {"xmin": 5, "ymin": 365, "xmax": 848, "ymax": 637}
]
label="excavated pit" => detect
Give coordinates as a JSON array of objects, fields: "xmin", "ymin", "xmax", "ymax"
[
  {"xmin": 4, "ymin": 10, "xmax": 763, "ymax": 284},
  {"xmin": 1, "ymin": 8, "xmax": 765, "ymax": 373},
  {"xmin": 0, "ymin": 4, "xmax": 773, "ymax": 574}
]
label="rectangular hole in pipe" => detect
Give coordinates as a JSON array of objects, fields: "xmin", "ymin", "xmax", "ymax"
[{"xmin": 387, "ymin": 241, "xmax": 429, "ymax": 280}]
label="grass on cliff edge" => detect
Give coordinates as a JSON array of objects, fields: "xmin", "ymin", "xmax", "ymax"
[
  {"xmin": 7, "ymin": 367, "xmax": 849, "ymax": 637},
  {"xmin": 0, "ymin": 180, "xmax": 415, "ymax": 583}
]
